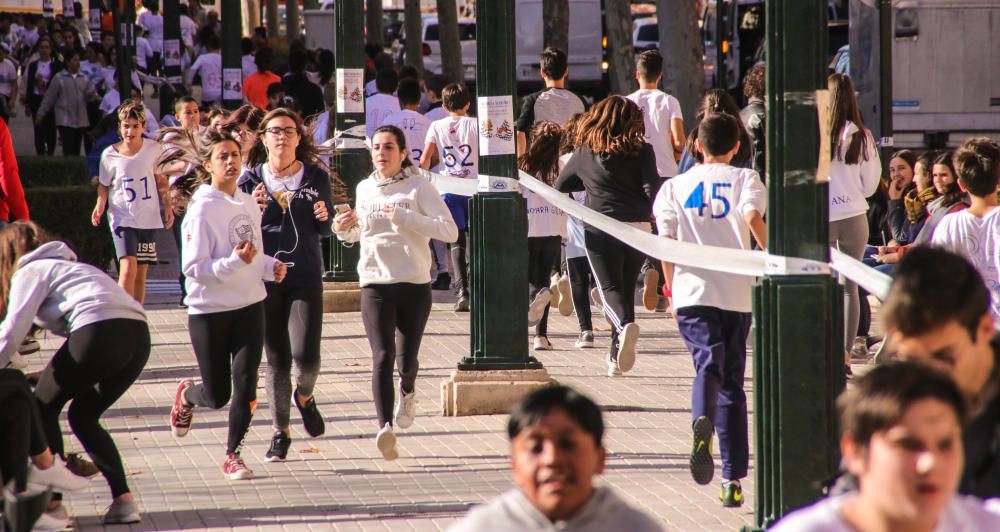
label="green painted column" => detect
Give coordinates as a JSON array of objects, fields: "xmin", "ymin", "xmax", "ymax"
[
  {"xmin": 456, "ymin": 0, "xmax": 538, "ymax": 371},
  {"xmin": 220, "ymin": 0, "xmax": 243, "ymax": 111},
  {"xmin": 326, "ymin": 0, "xmax": 369, "ymax": 282},
  {"xmin": 113, "ymin": 0, "xmax": 134, "ymax": 99},
  {"xmin": 750, "ymin": 1, "xmax": 844, "ymax": 529},
  {"xmin": 161, "ymin": 0, "xmax": 182, "ymax": 113}
]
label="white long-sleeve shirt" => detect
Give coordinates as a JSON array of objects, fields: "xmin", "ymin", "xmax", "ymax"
[
  {"xmin": 181, "ymin": 185, "xmax": 278, "ymax": 314},
  {"xmin": 187, "ymin": 52, "xmax": 223, "ymax": 104},
  {"xmin": 335, "ymin": 167, "xmax": 458, "ymax": 286},
  {"xmin": 828, "ymin": 121, "xmax": 882, "ymax": 222},
  {"xmin": 0, "ymin": 242, "xmax": 146, "ymax": 368}
]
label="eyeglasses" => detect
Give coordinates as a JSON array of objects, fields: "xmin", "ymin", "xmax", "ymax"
[{"xmin": 265, "ymin": 127, "xmax": 299, "ymax": 138}]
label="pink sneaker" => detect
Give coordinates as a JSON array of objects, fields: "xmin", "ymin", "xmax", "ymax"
[
  {"xmin": 223, "ymin": 453, "xmax": 254, "ymax": 480},
  {"xmin": 170, "ymin": 379, "xmax": 195, "ymax": 437}
]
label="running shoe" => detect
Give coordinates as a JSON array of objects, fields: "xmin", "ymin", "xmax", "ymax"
[
  {"xmin": 654, "ymin": 296, "xmax": 669, "ymax": 313},
  {"xmin": 616, "ymin": 323, "xmax": 640, "ymax": 373},
  {"xmin": 548, "ymin": 274, "xmax": 561, "ymax": 309},
  {"xmin": 32, "ymin": 510, "xmax": 69, "ymax": 531},
  {"xmin": 606, "ymin": 358, "xmax": 622, "ymax": 377},
  {"xmin": 528, "ymin": 288, "xmax": 552, "ymax": 327},
  {"xmin": 294, "ymin": 387, "xmax": 326, "ymax": 437},
  {"xmin": 720, "ymin": 480, "xmax": 744, "ymax": 508},
  {"xmin": 850, "ymin": 337, "xmax": 870, "ymax": 360},
  {"xmin": 556, "ymin": 274, "xmax": 573, "ymax": 316},
  {"xmin": 575, "ymin": 331, "xmax": 594, "ymax": 349},
  {"xmin": 690, "ymin": 416, "xmax": 716, "ymax": 485},
  {"xmin": 18, "ymin": 338, "xmax": 40, "ymax": 355},
  {"xmin": 103, "ymin": 499, "xmax": 141, "ymax": 524},
  {"xmin": 394, "ymin": 388, "xmax": 417, "ymax": 429},
  {"xmin": 641, "ymin": 269, "xmax": 659, "ymax": 311},
  {"xmin": 27, "ymin": 458, "xmax": 90, "ymax": 492},
  {"xmin": 264, "ymin": 431, "xmax": 291, "ymax": 462},
  {"xmin": 375, "ymin": 423, "xmax": 398, "ymax": 461},
  {"xmin": 6, "ymin": 352, "xmax": 28, "ymax": 370},
  {"xmin": 170, "ymin": 379, "xmax": 195, "ymax": 438},
  {"xmin": 431, "ymin": 272, "xmax": 451, "ymax": 290},
  {"xmin": 65, "ymin": 452, "xmax": 100, "ymax": 478},
  {"xmin": 223, "ymin": 453, "xmax": 254, "ymax": 480},
  {"xmin": 533, "ymin": 337, "xmax": 553, "ymax": 351},
  {"xmin": 454, "ymin": 295, "xmax": 470, "ymax": 312}
]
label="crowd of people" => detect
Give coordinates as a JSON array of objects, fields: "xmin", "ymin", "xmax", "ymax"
[{"xmin": 0, "ymin": 5, "xmax": 999, "ymax": 530}]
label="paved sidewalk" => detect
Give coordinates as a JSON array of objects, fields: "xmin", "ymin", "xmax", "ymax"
[{"xmin": 27, "ymin": 290, "xmax": 758, "ymax": 531}]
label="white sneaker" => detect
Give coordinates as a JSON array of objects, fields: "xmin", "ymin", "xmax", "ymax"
[
  {"xmin": 394, "ymin": 389, "xmax": 417, "ymax": 429},
  {"xmin": 533, "ymin": 337, "xmax": 553, "ymax": 351},
  {"xmin": 591, "ymin": 287, "xmax": 611, "ymax": 325},
  {"xmin": 616, "ymin": 323, "xmax": 640, "ymax": 373},
  {"xmin": 548, "ymin": 274, "xmax": 561, "ymax": 309},
  {"xmin": 7, "ymin": 352, "xmax": 29, "ymax": 370},
  {"xmin": 102, "ymin": 498, "xmax": 142, "ymax": 524},
  {"xmin": 528, "ymin": 288, "xmax": 552, "ymax": 327},
  {"xmin": 575, "ymin": 331, "xmax": 594, "ymax": 348},
  {"xmin": 376, "ymin": 423, "xmax": 398, "ymax": 461},
  {"xmin": 30, "ymin": 511, "xmax": 68, "ymax": 532},
  {"xmin": 28, "ymin": 458, "xmax": 90, "ymax": 492},
  {"xmin": 606, "ymin": 358, "xmax": 622, "ymax": 377},
  {"xmin": 556, "ymin": 274, "xmax": 573, "ymax": 316}
]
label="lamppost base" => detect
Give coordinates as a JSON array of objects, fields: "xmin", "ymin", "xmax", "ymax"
[
  {"xmin": 440, "ymin": 367, "xmax": 556, "ymax": 416},
  {"xmin": 322, "ymin": 281, "xmax": 361, "ymax": 313}
]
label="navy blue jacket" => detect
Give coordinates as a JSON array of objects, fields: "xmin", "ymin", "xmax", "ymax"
[{"xmin": 238, "ymin": 163, "xmax": 334, "ymax": 287}]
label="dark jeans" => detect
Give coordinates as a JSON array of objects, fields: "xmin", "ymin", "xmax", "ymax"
[
  {"xmin": 361, "ymin": 283, "xmax": 432, "ymax": 428},
  {"xmin": 584, "ymin": 226, "xmax": 645, "ymax": 357},
  {"xmin": 450, "ymin": 229, "xmax": 469, "ymax": 298},
  {"xmin": 58, "ymin": 126, "xmax": 88, "ymax": 156},
  {"xmin": 185, "ymin": 302, "xmax": 265, "ymax": 455},
  {"xmin": 528, "ymin": 236, "xmax": 562, "ymax": 338},
  {"xmin": 33, "ymin": 319, "xmax": 151, "ymax": 497},
  {"xmin": 30, "ymin": 104, "xmax": 57, "ymax": 155},
  {"xmin": 0, "ymin": 369, "xmax": 49, "ymax": 492}
]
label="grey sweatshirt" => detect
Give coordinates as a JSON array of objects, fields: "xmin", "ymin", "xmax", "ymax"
[
  {"xmin": 448, "ymin": 486, "xmax": 664, "ymax": 532},
  {"xmin": 37, "ymin": 69, "xmax": 97, "ymax": 128},
  {"xmin": 0, "ymin": 242, "xmax": 146, "ymax": 368}
]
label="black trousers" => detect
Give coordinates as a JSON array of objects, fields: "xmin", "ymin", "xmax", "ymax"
[
  {"xmin": 585, "ymin": 226, "xmax": 645, "ymax": 357},
  {"xmin": 0, "ymin": 369, "xmax": 48, "ymax": 492},
  {"xmin": 262, "ymin": 281, "xmax": 323, "ymax": 430},
  {"xmin": 567, "ymin": 256, "xmax": 594, "ymax": 332},
  {"xmin": 450, "ymin": 229, "xmax": 469, "ymax": 298},
  {"xmin": 58, "ymin": 126, "xmax": 88, "ymax": 156},
  {"xmin": 171, "ymin": 210, "xmax": 187, "ymax": 299},
  {"xmin": 528, "ymin": 236, "xmax": 562, "ymax": 337},
  {"xmin": 185, "ymin": 302, "xmax": 265, "ymax": 455},
  {"xmin": 361, "ymin": 283, "xmax": 432, "ymax": 428},
  {"xmin": 30, "ymin": 103, "xmax": 56, "ymax": 156},
  {"xmin": 33, "ymin": 319, "xmax": 150, "ymax": 498}
]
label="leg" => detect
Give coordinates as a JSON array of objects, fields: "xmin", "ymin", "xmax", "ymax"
[
  {"xmin": 43, "ymin": 113, "xmax": 57, "ymax": 156},
  {"xmin": 450, "ymin": 229, "xmax": 469, "ymax": 298},
  {"xmin": 584, "ymin": 227, "xmax": 627, "ymax": 351},
  {"xmin": 716, "ymin": 311, "xmax": 751, "ymax": 481},
  {"xmin": 675, "ymin": 307, "xmax": 727, "ymax": 426},
  {"xmin": 262, "ymin": 284, "xmax": 294, "ymax": 432},
  {"xmin": 288, "ymin": 286, "xmax": 323, "ymax": 402},
  {"xmin": 831, "ymin": 215, "xmax": 869, "ymax": 355},
  {"xmin": 361, "ymin": 285, "xmax": 399, "ymax": 427},
  {"xmin": 567, "ymin": 256, "xmax": 593, "ymax": 332},
  {"xmin": 171, "ymin": 211, "xmax": 187, "ymax": 301},
  {"xmin": 620, "ymin": 243, "xmax": 646, "ymax": 327},
  {"xmin": 226, "ymin": 303, "xmax": 264, "ymax": 455},
  {"xmin": 535, "ymin": 237, "xmax": 563, "ymax": 338},
  {"xmin": 394, "ymin": 284, "xmax": 432, "ymax": 395},
  {"xmin": 0, "ymin": 397, "xmax": 32, "ymax": 491},
  {"xmin": 185, "ymin": 313, "xmax": 234, "ymax": 410},
  {"xmin": 30, "ymin": 103, "xmax": 44, "ymax": 155},
  {"xmin": 133, "ymin": 263, "xmax": 149, "ymax": 305},
  {"xmin": 117, "ymin": 256, "xmax": 139, "ymax": 301},
  {"xmin": 527, "ymin": 237, "xmax": 550, "ymax": 337}
]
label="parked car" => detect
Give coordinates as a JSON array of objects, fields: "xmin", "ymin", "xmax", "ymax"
[{"xmin": 633, "ymin": 17, "xmax": 658, "ymax": 53}]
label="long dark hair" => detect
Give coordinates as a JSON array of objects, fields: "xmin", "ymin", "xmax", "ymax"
[
  {"xmin": 518, "ymin": 121, "xmax": 562, "ymax": 185},
  {"xmin": 156, "ymin": 127, "xmax": 243, "ymax": 212},
  {"xmin": 246, "ymin": 107, "xmax": 331, "ymax": 170},
  {"xmin": 372, "ymin": 125, "xmax": 413, "ymax": 169},
  {"xmin": 684, "ymin": 89, "xmax": 752, "ymax": 166},
  {"xmin": 574, "ymin": 96, "xmax": 645, "ymax": 157},
  {"xmin": 933, "ymin": 150, "xmax": 965, "ymax": 207},
  {"xmin": 829, "ymin": 73, "xmax": 872, "ymax": 165},
  {"xmin": 0, "ymin": 221, "xmax": 49, "ymax": 321}
]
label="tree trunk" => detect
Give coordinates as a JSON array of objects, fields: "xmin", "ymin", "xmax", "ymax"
[
  {"xmin": 366, "ymin": 0, "xmax": 383, "ymax": 47},
  {"xmin": 436, "ymin": 0, "xmax": 464, "ymax": 84},
  {"xmin": 543, "ymin": 0, "xmax": 569, "ymax": 52},
  {"xmin": 404, "ymin": 0, "xmax": 425, "ymax": 74},
  {"xmin": 265, "ymin": 0, "xmax": 279, "ymax": 39},
  {"xmin": 604, "ymin": 0, "xmax": 635, "ymax": 95},
  {"xmin": 658, "ymin": 0, "xmax": 705, "ymax": 130},
  {"xmin": 286, "ymin": 0, "xmax": 301, "ymax": 41}
]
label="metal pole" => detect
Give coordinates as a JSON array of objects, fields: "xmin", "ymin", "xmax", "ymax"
[
  {"xmin": 114, "ymin": 0, "xmax": 134, "ymax": 100},
  {"xmin": 750, "ymin": 0, "xmax": 843, "ymax": 529},
  {"xmin": 161, "ymin": 0, "xmax": 182, "ymax": 113},
  {"xmin": 716, "ymin": 0, "xmax": 725, "ymax": 89},
  {"xmin": 457, "ymin": 0, "xmax": 536, "ymax": 370},
  {"xmin": 878, "ymin": 0, "xmax": 894, "ymax": 162},
  {"xmin": 220, "ymin": 0, "xmax": 243, "ymax": 110},
  {"xmin": 327, "ymin": 0, "xmax": 368, "ymax": 282},
  {"xmin": 88, "ymin": 0, "xmax": 102, "ymax": 43}
]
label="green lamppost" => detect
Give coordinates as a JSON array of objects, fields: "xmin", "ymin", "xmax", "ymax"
[{"xmin": 220, "ymin": 0, "xmax": 242, "ymax": 111}]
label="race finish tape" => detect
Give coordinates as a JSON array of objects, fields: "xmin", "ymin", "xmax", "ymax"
[{"xmin": 329, "ymin": 125, "xmax": 368, "ymax": 150}]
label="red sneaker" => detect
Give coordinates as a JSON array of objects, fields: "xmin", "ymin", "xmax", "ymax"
[
  {"xmin": 223, "ymin": 453, "xmax": 253, "ymax": 480},
  {"xmin": 170, "ymin": 379, "xmax": 195, "ymax": 437}
]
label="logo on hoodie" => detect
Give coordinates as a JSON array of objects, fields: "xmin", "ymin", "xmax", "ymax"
[{"xmin": 228, "ymin": 214, "xmax": 256, "ymax": 247}]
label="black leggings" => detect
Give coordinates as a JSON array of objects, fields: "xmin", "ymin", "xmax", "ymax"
[
  {"xmin": 567, "ymin": 256, "xmax": 594, "ymax": 332},
  {"xmin": 185, "ymin": 302, "xmax": 265, "ymax": 455},
  {"xmin": 361, "ymin": 283, "xmax": 432, "ymax": 428},
  {"xmin": 0, "ymin": 369, "xmax": 48, "ymax": 492},
  {"xmin": 450, "ymin": 229, "xmax": 469, "ymax": 298},
  {"xmin": 263, "ymin": 282, "xmax": 323, "ymax": 430},
  {"xmin": 29, "ymin": 102, "xmax": 56, "ymax": 156},
  {"xmin": 585, "ymin": 226, "xmax": 645, "ymax": 356},
  {"xmin": 33, "ymin": 319, "xmax": 150, "ymax": 498},
  {"xmin": 528, "ymin": 236, "xmax": 562, "ymax": 338}
]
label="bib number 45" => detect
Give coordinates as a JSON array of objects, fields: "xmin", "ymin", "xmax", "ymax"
[{"xmin": 683, "ymin": 182, "xmax": 732, "ymax": 219}]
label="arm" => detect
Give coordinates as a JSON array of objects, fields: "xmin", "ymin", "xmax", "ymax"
[
  {"xmin": 35, "ymin": 75, "xmax": 59, "ymax": 119},
  {"xmin": 155, "ymin": 172, "xmax": 174, "ymax": 228},
  {"xmin": 312, "ymin": 169, "xmax": 335, "ymax": 236},
  {"xmin": 740, "ymin": 170, "xmax": 768, "ymax": 249},
  {"xmin": 0, "ymin": 121, "xmax": 28, "ymax": 220},
  {"xmin": 669, "ymin": 118, "xmax": 686, "ymax": 156},
  {"xmin": 0, "ymin": 269, "xmax": 51, "ymax": 368},
  {"xmin": 420, "ymin": 141, "xmax": 438, "ymax": 170},
  {"xmin": 516, "ymin": 131, "xmax": 526, "ymax": 156},
  {"xmin": 92, "ymin": 183, "xmax": 109, "ymax": 226},
  {"xmin": 745, "ymin": 210, "xmax": 767, "ymax": 250},
  {"xmin": 887, "ymin": 199, "xmax": 908, "ymax": 243},
  {"xmin": 389, "ymin": 182, "xmax": 459, "ymax": 243},
  {"xmin": 859, "ymin": 131, "xmax": 883, "ymax": 196},
  {"xmin": 181, "ymin": 215, "xmax": 252, "ymax": 282},
  {"xmin": 639, "ymin": 144, "xmax": 661, "ymax": 200},
  {"xmin": 332, "ymin": 208, "xmax": 361, "ymax": 243},
  {"xmin": 514, "ymin": 93, "xmax": 534, "ymax": 156}
]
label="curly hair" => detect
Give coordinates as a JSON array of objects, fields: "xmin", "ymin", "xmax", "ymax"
[
  {"xmin": 518, "ymin": 121, "xmax": 562, "ymax": 185},
  {"xmin": 559, "ymin": 113, "xmax": 583, "ymax": 156},
  {"xmin": 743, "ymin": 63, "xmax": 765, "ymax": 101},
  {"xmin": 574, "ymin": 96, "xmax": 645, "ymax": 157}
]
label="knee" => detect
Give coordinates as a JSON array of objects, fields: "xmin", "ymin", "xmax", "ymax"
[
  {"xmin": 200, "ymin": 388, "xmax": 230, "ymax": 410},
  {"xmin": 67, "ymin": 403, "xmax": 99, "ymax": 432}
]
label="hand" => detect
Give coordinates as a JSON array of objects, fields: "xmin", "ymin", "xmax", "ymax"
[
  {"xmin": 252, "ymin": 182, "xmax": 269, "ymax": 211},
  {"xmin": 235, "ymin": 240, "xmax": 256, "ymax": 264},
  {"xmin": 333, "ymin": 208, "xmax": 357, "ymax": 232},
  {"xmin": 877, "ymin": 245, "xmax": 898, "ymax": 255},
  {"xmin": 34, "ymin": 114, "xmax": 42, "ymax": 125},
  {"xmin": 91, "ymin": 203, "xmax": 104, "ymax": 227},
  {"xmin": 273, "ymin": 261, "xmax": 287, "ymax": 282},
  {"xmin": 382, "ymin": 205, "xmax": 395, "ymax": 217},
  {"xmin": 876, "ymin": 252, "xmax": 900, "ymax": 265},
  {"xmin": 314, "ymin": 201, "xmax": 329, "ymax": 221},
  {"xmin": 887, "ymin": 177, "xmax": 906, "ymax": 200},
  {"xmin": 164, "ymin": 208, "xmax": 175, "ymax": 229}
]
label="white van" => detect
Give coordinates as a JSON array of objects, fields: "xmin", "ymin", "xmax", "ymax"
[
  {"xmin": 397, "ymin": 16, "xmax": 477, "ymax": 81},
  {"xmin": 515, "ymin": 0, "xmax": 604, "ymax": 96}
]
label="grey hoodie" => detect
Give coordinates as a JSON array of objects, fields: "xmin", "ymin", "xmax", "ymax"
[
  {"xmin": 448, "ymin": 486, "xmax": 664, "ymax": 532},
  {"xmin": 0, "ymin": 242, "xmax": 146, "ymax": 368}
]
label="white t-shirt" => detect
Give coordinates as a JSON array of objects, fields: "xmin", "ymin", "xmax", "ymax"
[
  {"xmin": 180, "ymin": 15, "xmax": 198, "ymax": 49},
  {"xmin": 424, "ymin": 105, "xmax": 448, "ymax": 123},
  {"xmin": 0, "ymin": 58, "xmax": 16, "ymax": 97},
  {"xmin": 365, "ymin": 93, "xmax": 401, "ymax": 139},
  {"xmin": 135, "ymin": 36, "xmax": 153, "ymax": 70},
  {"xmin": 653, "ymin": 163, "xmax": 767, "ymax": 313},
  {"xmin": 382, "ymin": 109, "xmax": 431, "ymax": 165},
  {"xmin": 188, "ymin": 52, "xmax": 223, "ymax": 104},
  {"xmin": 262, "ymin": 164, "xmax": 305, "ymax": 197},
  {"xmin": 771, "ymin": 494, "xmax": 1000, "ymax": 532},
  {"xmin": 627, "ymin": 88, "xmax": 683, "ymax": 178},
  {"xmin": 99, "ymin": 140, "xmax": 165, "ymax": 230},
  {"xmin": 933, "ymin": 208, "xmax": 1000, "ymax": 318},
  {"xmin": 365, "ymin": 79, "xmax": 377, "ymax": 98},
  {"xmin": 425, "ymin": 115, "xmax": 479, "ymax": 179},
  {"xmin": 33, "ymin": 59, "xmax": 52, "ymax": 96},
  {"xmin": 137, "ymin": 11, "xmax": 164, "ymax": 53},
  {"xmin": 523, "ymin": 187, "xmax": 567, "ymax": 238}
]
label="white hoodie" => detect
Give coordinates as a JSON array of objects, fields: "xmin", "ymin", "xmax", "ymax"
[
  {"xmin": 0, "ymin": 242, "xmax": 146, "ymax": 368},
  {"xmin": 181, "ymin": 185, "xmax": 278, "ymax": 315},
  {"xmin": 335, "ymin": 167, "xmax": 458, "ymax": 286},
  {"xmin": 827, "ymin": 121, "xmax": 882, "ymax": 222}
]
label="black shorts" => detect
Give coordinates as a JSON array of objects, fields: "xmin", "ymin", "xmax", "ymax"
[{"xmin": 112, "ymin": 226, "xmax": 158, "ymax": 264}]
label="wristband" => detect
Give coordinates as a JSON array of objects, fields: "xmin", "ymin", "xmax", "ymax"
[{"xmin": 662, "ymin": 284, "xmax": 671, "ymax": 298}]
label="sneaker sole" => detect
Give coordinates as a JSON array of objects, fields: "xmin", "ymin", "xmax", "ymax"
[
  {"xmin": 104, "ymin": 513, "xmax": 141, "ymax": 525},
  {"xmin": 171, "ymin": 380, "xmax": 194, "ymax": 438},
  {"xmin": 557, "ymin": 276, "xmax": 573, "ymax": 316},
  {"xmin": 690, "ymin": 416, "xmax": 715, "ymax": 485},
  {"xmin": 616, "ymin": 323, "xmax": 639, "ymax": 373},
  {"xmin": 226, "ymin": 470, "xmax": 254, "ymax": 480},
  {"xmin": 264, "ymin": 453, "xmax": 287, "ymax": 463},
  {"xmin": 376, "ymin": 430, "xmax": 398, "ymax": 461},
  {"xmin": 642, "ymin": 270, "xmax": 659, "ymax": 311},
  {"xmin": 575, "ymin": 341, "xmax": 594, "ymax": 349},
  {"xmin": 528, "ymin": 290, "xmax": 552, "ymax": 324}
]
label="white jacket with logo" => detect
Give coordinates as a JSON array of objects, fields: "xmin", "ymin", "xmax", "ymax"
[{"xmin": 827, "ymin": 121, "xmax": 882, "ymax": 222}]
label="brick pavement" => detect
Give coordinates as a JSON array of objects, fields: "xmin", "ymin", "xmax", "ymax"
[{"xmin": 23, "ymin": 288, "xmax": 760, "ymax": 531}]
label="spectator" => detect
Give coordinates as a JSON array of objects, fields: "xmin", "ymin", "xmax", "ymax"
[
  {"xmin": 187, "ymin": 33, "xmax": 222, "ymax": 106},
  {"xmin": 516, "ymin": 47, "xmax": 585, "ymax": 154},
  {"xmin": 266, "ymin": 81, "xmax": 286, "ymax": 112},
  {"xmin": 0, "ymin": 117, "xmax": 29, "ymax": 227},
  {"xmin": 0, "ymin": 43, "xmax": 17, "ymax": 123},
  {"xmin": 382, "ymin": 78, "xmax": 430, "ymax": 166},
  {"xmin": 24, "ymin": 36, "xmax": 63, "ymax": 156},
  {"xmin": 136, "ymin": 0, "xmax": 164, "ymax": 76},
  {"xmin": 36, "ymin": 49, "xmax": 98, "ymax": 156},
  {"xmin": 364, "ymin": 52, "xmax": 394, "ymax": 97},
  {"xmin": 448, "ymin": 386, "xmax": 663, "ymax": 531},
  {"xmin": 282, "ymin": 48, "xmax": 323, "ymax": 118},
  {"xmin": 739, "ymin": 63, "xmax": 765, "ymax": 178},
  {"xmin": 365, "ymin": 67, "xmax": 400, "ymax": 139},
  {"xmin": 243, "ymin": 48, "xmax": 280, "ymax": 110}
]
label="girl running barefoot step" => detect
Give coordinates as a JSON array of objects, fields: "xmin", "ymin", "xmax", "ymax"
[
  {"xmin": 163, "ymin": 128, "xmax": 287, "ymax": 481},
  {"xmin": 334, "ymin": 125, "xmax": 457, "ymax": 461}
]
